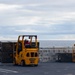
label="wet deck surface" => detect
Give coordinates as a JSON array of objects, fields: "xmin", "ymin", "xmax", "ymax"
[{"xmin": 0, "ymin": 62, "xmax": 75, "ymax": 75}]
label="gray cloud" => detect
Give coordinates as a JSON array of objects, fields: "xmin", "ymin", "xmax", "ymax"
[{"xmin": 0, "ymin": 0, "xmax": 75, "ymax": 40}]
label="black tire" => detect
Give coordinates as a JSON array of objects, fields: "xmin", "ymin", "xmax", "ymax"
[
  {"xmin": 20, "ymin": 60, "xmax": 25, "ymax": 66},
  {"xmin": 13, "ymin": 59, "xmax": 17, "ymax": 66},
  {"xmin": 35, "ymin": 64, "xmax": 38, "ymax": 66},
  {"xmin": 31, "ymin": 64, "xmax": 38, "ymax": 67}
]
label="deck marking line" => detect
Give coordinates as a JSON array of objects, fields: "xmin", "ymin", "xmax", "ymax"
[{"xmin": 0, "ymin": 68, "xmax": 18, "ymax": 73}]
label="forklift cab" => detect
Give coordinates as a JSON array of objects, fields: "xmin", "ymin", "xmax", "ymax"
[{"xmin": 18, "ymin": 35, "xmax": 38, "ymax": 49}]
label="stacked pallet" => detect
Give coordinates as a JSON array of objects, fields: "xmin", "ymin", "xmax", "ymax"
[
  {"xmin": 55, "ymin": 53, "xmax": 72, "ymax": 62},
  {"xmin": 0, "ymin": 41, "xmax": 16, "ymax": 63},
  {"xmin": 39, "ymin": 47, "xmax": 73, "ymax": 62}
]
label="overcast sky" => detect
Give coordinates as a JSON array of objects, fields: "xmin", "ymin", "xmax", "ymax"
[{"xmin": 0, "ymin": 0, "xmax": 75, "ymax": 40}]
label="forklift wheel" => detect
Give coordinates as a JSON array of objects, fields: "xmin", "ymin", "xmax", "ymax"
[
  {"xmin": 13, "ymin": 59, "xmax": 17, "ymax": 66},
  {"xmin": 21, "ymin": 60, "xmax": 25, "ymax": 66}
]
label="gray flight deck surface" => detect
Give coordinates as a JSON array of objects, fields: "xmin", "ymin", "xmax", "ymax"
[{"xmin": 0, "ymin": 62, "xmax": 75, "ymax": 75}]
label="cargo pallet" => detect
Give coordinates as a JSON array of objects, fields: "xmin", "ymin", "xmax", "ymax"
[{"xmin": 0, "ymin": 41, "xmax": 16, "ymax": 63}]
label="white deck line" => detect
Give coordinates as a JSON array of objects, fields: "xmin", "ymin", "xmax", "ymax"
[{"xmin": 0, "ymin": 68, "xmax": 18, "ymax": 73}]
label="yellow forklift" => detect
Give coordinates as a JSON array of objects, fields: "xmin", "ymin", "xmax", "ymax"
[{"xmin": 13, "ymin": 35, "xmax": 39, "ymax": 66}]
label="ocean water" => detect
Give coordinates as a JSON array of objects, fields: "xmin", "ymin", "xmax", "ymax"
[
  {"xmin": 1, "ymin": 40, "xmax": 75, "ymax": 48},
  {"xmin": 39, "ymin": 40, "xmax": 75, "ymax": 47}
]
